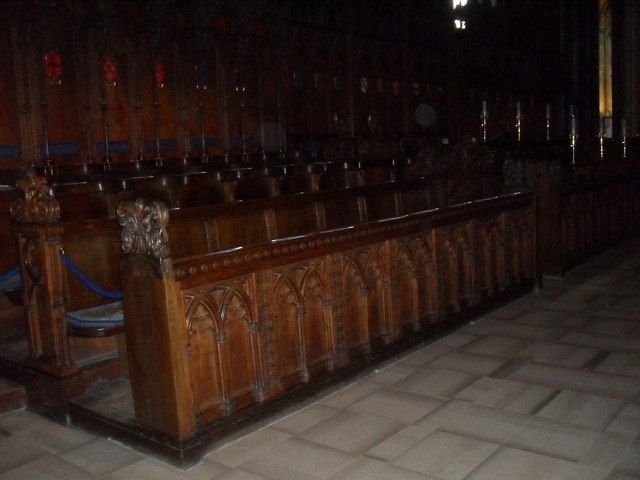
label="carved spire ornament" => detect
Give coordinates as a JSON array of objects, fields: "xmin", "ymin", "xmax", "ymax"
[
  {"xmin": 116, "ymin": 198, "xmax": 172, "ymax": 275},
  {"xmin": 10, "ymin": 168, "xmax": 60, "ymax": 223}
]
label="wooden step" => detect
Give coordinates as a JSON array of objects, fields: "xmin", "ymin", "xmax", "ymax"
[{"xmin": 0, "ymin": 378, "xmax": 26, "ymax": 416}]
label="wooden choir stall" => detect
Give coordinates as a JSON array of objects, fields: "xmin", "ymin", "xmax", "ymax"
[
  {"xmin": 0, "ymin": 0, "xmax": 639, "ymax": 470},
  {"xmin": 3, "ymin": 159, "xmax": 539, "ymax": 466}
]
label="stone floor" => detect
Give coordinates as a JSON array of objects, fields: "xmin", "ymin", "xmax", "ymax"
[{"xmin": 1, "ymin": 237, "xmax": 639, "ymax": 480}]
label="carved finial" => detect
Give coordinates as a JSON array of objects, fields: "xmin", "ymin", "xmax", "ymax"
[
  {"xmin": 10, "ymin": 168, "xmax": 60, "ymax": 223},
  {"xmin": 116, "ymin": 198, "xmax": 172, "ymax": 275}
]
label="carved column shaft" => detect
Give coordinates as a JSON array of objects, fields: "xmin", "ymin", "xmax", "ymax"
[{"xmin": 11, "ymin": 168, "xmax": 77, "ymax": 376}]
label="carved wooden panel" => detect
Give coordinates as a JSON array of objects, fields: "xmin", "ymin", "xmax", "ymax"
[
  {"xmin": 412, "ymin": 231, "xmax": 439, "ymax": 325},
  {"xmin": 342, "ymin": 242, "xmax": 391, "ymax": 353},
  {"xmin": 390, "ymin": 238, "xmax": 420, "ymax": 336},
  {"xmin": 505, "ymin": 207, "xmax": 535, "ymax": 282},
  {"xmin": 437, "ymin": 223, "xmax": 475, "ymax": 315},
  {"xmin": 269, "ymin": 257, "xmax": 336, "ymax": 387},
  {"xmin": 182, "ymin": 274, "xmax": 263, "ymax": 422},
  {"xmin": 475, "ymin": 215, "xmax": 506, "ymax": 298},
  {"xmin": 342, "ymin": 251, "xmax": 372, "ymax": 357}
]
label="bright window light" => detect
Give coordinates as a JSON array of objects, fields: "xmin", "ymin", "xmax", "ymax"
[
  {"xmin": 454, "ymin": 19, "xmax": 466, "ymax": 29},
  {"xmin": 452, "ymin": 0, "xmax": 468, "ymax": 8}
]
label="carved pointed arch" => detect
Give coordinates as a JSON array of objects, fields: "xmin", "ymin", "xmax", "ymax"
[
  {"xmin": 300, "ymin": 267, "xmax": 336, "ymax": 372},
  {"xmin": 218, "ymin": 283, "xmax": 253, "ymax": 329},
  {"xmin": 184, "ymin": 290, "xmax": 224, "ymax": 339},
  {"xmin": 342, "ymin": 254, "xmax": 370, "ymax": 357},
  {"xmin": 438, "ymin": 224, "xmax": 475, "ymax": 314},
  {"xmin": 271, "ymin": 270, "xmax": 304, "ymax": 387},
  {"xmin": 413, "ymin": 232, "xmax": 439, "ymax": 323},
  {"xmin": 362, "ymin": 246, "xmax": 391, "ymax": 345},
  {"xmin": 182, "ymin": 287, "xmax": 225, "ymax": 422},
  {"xmin": 392, "ymin": 238, "xmax": 419, "ymax": 334},
  {"xmin": 476, "ymin": 216, "xmax": 506, "ymax": 296},
  {"xmin": 182, "ymin": 278, "xmax": 263, "ymax": 423}
]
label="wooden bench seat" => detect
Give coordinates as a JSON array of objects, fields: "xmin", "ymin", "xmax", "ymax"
[
  {"xmin": 65, "ymin": 301, "xmax": 124, "ymax": 338},
  {"xmin": 0, "ymin": 267, "xmax": 21, "ymax": 295}
]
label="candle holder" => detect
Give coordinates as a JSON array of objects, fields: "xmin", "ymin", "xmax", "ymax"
[
  {"xmin": 480, "ymin": 101, "xmax": 488, "ymax": 143},
  {"xmin": 569, "ymin": 105, "xmax": 577, "ymax": 166},
  {"xmin": 598, "ymin": 116, "xmax": 605, "ymax": 159},
  {"xmin": 621, "ymin": 118, "xmax": 627, "ymax": 158},
  {"xmin": 545, "ymin": 104, "xmax": 551, "ymax": 141},
  {"xmin": 515, "ymin": 102, "xmax": 522, "ymax": 142}
]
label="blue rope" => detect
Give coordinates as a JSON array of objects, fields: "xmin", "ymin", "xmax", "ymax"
[
  {"xmin": 0, "ymin": 266, "xmax": 20, "ymax": 284},
  {"xmin": 61, "ymin": 252, "xmax": 122, "ymax": 299}
]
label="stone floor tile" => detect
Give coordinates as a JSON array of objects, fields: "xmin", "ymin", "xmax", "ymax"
[
  {"xmin": 480, "ymin": 323, "xmax": 567, "ymax": 342},
  {"xmin": 551, "ymin": 286, "xmax": 605, "ymax": 304},
  {"xmin": 516, "ymin": 342, "xmax": 602, "ymax": 368},
  {"xmin": 436, "ymin": 331, "xmax": 478, "ymax": 348},
  {"xmin": 460, "ymin": 334, "xmax": 531, "ymax": 357},
  {"xmin": 9, "ymin": 417, "xmax": 95, "ymax": 455},
  {"xmin": 184, "ymin": 459, "xmax": 230, "ymax": 480},
  {"xmin": 400, "ymin": 343, "xmax": 452, "ymax": 367},
  {"xmin": 318, "ymin": 380, "xmax": 385, "ymax": 409},
  {"xmin": 0, "ymin": 454, "xmax": 99, "ymax": 480},
  {"xmin": 536, "ymin": 390, "xmax": 626, "ymax": 430},
  {"xmin": 508, "ymin": 362, "xmax": 640, "ymax": 400},
  {"xmin": 615, "ymin": 437, "xmax": 640, "ymax": 474},
  {"xmin": 464, "ymin": 446, "xmax": 609, "ymax": 480},
  {"xmin": 605, "ymin": 472, "xmax": 640, "ymax": 480},
  {"xmin": 103, "ymin": 458, "xmax": 196, "ymax": 480},
  {"xmin": 210, "ymin": 469, "xmax": 268, "ymax": 480},
  {"xmin": 454, "ymin": 377, "xmax": 558, "ymax": 414},
  {"xmin": 606, "ymin": 404, "xmax": 640, "ymax": 437},
  {"xmin": 512, "ymin": 308, "xmax": 567, "ymax": 327},
  {"xmin": 0, "ymin": 434, "xmax": 50, "ymax": 473},
  {"xmin": 366, "ymin": 362, "xmax": 419, "ymax": 385},
  {"xmin": 391, "ymin": 430, "xmax": 499, "ymax": 480},
  {"xmin": 427, "ymin": 350, "xmax": 509, "ymax": 375},
  {"xmin": 205, "ymin": 427, "xmax": 292, "ymax": 468},
  {"xmin": 365, "ymin": 424, "xmax": 435, "ymax": 462},
  {"xmin": 581, "ymin": 317, "xmax": 640, "ymax": 336},
  {"xmin": 237, "ymin": 437, "xmax": 357, "ymax": 480},
  {"xmin": 297, "ymin": 410, "xmax": 404, "ymax": 455},
  {"xmin": 594, "ymin": 352, "xmax": 640, "ymax": 377},
  {"xmin": 391, "ymin": 366, "xmax": 479, "ymax": 399},
  {"xmin": 508, "ymin": 416, "xmax": 604, "ymax": 462},
  {"xmin": 346, "ymin": 387, "xmax": 444, "ymax": 424},
  {"xmin": 271, "ymin": 404, "xmax": 342, "ymax": 435},
  {"xmin": 434, "ymin": 403, "xmax": 531, "ymax": 445},
  {"xmin": 457, "ymin": 317, "xmax": 506, "ymax": 335},
  {"xmin": 580, "ymin": 431, "xmax": 638, "ymax": 472},
  {"xmin": 58, "ymin": 437, "xmax": 143, "ymax": 477},
  {"xmin": 329, "ymin": 456, "xmax": 442, "ymax": 480},
  {"xmin": 483, "ymin": 305, "xmax": 523, "ymax": 319}
]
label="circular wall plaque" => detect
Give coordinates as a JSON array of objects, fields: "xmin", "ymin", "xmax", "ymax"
[{"xmin": 414, "ymin": 103, "xmax": 437, "ymax": 127}]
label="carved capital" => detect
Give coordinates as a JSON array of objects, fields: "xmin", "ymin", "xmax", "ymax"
[
  {"xmin": 116, "ymin": 198, "xmax": 172, "ymax": 275},
  {"xmin": 10, "ymin": 168, "xmax": 60, "ymax": 223}
]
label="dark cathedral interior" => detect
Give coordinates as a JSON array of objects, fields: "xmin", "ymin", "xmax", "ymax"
[{"xmin": 0, "ymin": 0, "xmax": 639, "ymax": 476}]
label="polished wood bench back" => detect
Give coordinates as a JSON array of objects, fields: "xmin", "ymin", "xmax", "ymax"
[
  {"xmin": 115, "ymin": 190, "xmax": 537, "ymax": 444},
  {"xmin": 6, "ymin": 162, "xmax": 504, "ymax": 423}
]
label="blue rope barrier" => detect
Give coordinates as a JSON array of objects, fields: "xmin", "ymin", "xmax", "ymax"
[
  {"xmin": 61, "ymin": 252, "xmax": 122, "ymax": 299},
  {"xmin": 0, "ymin": 266, "xmax": 20, "ymax": 284}
]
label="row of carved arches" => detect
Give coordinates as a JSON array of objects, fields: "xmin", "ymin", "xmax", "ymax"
[
  {"xmin": 179, "ymin": 211, "xmax": 534, "ymax": 424},
  {"xmin": 561, "ymin": 179, "xmax": 640, "ymax": 268}
]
